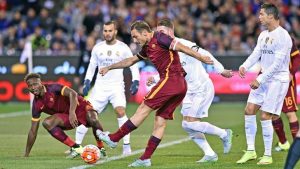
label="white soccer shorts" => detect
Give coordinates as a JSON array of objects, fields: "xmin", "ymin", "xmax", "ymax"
[
  {"xmin": 247, "ymin": 80, "xmax": 289, "ymax": 116},
  {"xmin": 88, "ymin": 85, "xmax": 126, "ymax": 114},
  {"xmin": 181, "ymin": 80, "xmax": 214, "ymax": 118}
]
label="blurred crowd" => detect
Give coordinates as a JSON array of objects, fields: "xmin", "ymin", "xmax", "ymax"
[{"xmin": 0, "ymin": 0, "xmax": 299, "ymax": 57}]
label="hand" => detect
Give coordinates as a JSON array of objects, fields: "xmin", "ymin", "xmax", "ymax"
[
  {"xmin": 146, "ymin": 76, "xmax": 156, "ymax": 86},
  {"xmin": 69, "ymin": 112, "xmax": 78, "ymax": 128},
  {"xmin": 221, "ymin": 69, "xmax": 233, "ymax": 78},
  {"xmin": 239, "ymin": 66, "xmax": 246, "ymax": 78},
  {"xmin": 250, "ymin": 79, "xmax": 260, "ymax": 89},
  {"xmin": 82, "ymin": 79, "xmax": 91, "ymax": 96},
  {"xmin": 200, "ymin": 56, "xmax": 214, "ymax": 65},
  {"xmin": 99, "ymin": 67, "xmax": 109, "ymax": 76},
  {"xmin": 130, "ymin": 80, "xmax": 139, "ymax": 95}
]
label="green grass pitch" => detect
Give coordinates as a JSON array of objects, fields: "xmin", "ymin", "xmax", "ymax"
[{"xmin": 0, "ymin": 102, "xmax": 299, "ymax": 169}]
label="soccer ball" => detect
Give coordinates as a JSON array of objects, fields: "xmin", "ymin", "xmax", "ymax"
[{"xmin": 81, "ymin": 145, "xmax": 100, "ymax": 164}]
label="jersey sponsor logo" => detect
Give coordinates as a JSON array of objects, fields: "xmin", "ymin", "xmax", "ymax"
[{"xmin": 261, "ymin": 49, "xmax": 274, "ymax": 54}]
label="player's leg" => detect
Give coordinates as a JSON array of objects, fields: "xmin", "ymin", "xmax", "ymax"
[
  {"xmin": 284, "ymin": 133, "xmax": 300, "ymax": 169},
  {"xmin": 286, "ymin": 111, "xmax": 299, "ymax": 138},
  {"xmin": 182, "ymin": 120, "xmax": 218, "ymax": 162},
  {"xmin": 111, "ymin": 88, "xmax": 132, "ymax": 155},
  {"xmin": 75, "ymin": 88, "xmax": 107, "ymax": 145},
  {"xmin": 97, "ymin": 102, "xmax": 153, "ymax": 148},
  {"xmin": 236, "ymin": 102, "xmax": 260, "ymax": 164},
  {"xmin": 42, "ymin": 114, "xmax": 83, "ymax": 158},
  {"xmin": 257, "ymin": 81, "xmax": 289, "ymax": 165}
]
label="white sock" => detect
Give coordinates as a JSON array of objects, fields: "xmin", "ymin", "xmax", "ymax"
[
  {"xmin": 261, "ymin": 120, "xmax": 273, "ymax": 156},
  {"xmin": 118, "ymin": 115, "xmax": 130, "ymax": 144},
  {"xmin": 245, "ymin": 115, "xmax": 257, "ymax": 151},
  {"xmin": 75, "ymin": 124, "xmax": 89, "ymax": 145},
  {"xmin": 185, "ymin": 121, "xmax": 227, "ymax": 138},
  {"xmin": 190, "ymin": 132, "xmax": 216, "ymax": 156}
]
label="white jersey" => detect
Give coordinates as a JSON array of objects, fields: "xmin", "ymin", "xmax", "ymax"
[
  {"xmin": 241, "ymin": 26, "xmax": 292, "ymax": 83},
  {"xmin": 85, "ymin": 40, "xmax": 140, "ymax": 89},
  {"xmin": 176, "ymin": 38, "xmax": 224, "ymax": 93}
]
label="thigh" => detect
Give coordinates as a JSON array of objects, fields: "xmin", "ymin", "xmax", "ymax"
[
  {"xmin": 53, "ymin": 113, "xmax": 73, "ymax": 130},
  {"xmin": 261, "ymin": 81, "xmax": 289, "ymax": 115},
  {"xmin": 89, "ymin": 87, "xmax": 109, "ymax": 113},
  {"xmin": 110, "ymin": 88, "xmax": 126, "ymax": 109}
]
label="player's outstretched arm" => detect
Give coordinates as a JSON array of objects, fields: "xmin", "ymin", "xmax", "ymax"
[
  {"xmin": 24, "ymin": 120, "xmax": 40, "ymax": 157},
  {"xmin": 99, "ymin": 56, "xmax": 140, "ymax": 76},
  {"xmin": 63, "ymin": 87, "xmax": 78, "ymax": 128},
  {"xmin": 175, "ymin": 42, "xmax": 213, "ymax": 65}
]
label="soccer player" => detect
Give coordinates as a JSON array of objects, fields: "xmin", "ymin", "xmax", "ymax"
[
  {"xmin": 97, "ymin": 20, "xmax": 213, "ymax": 167},
  {"xmin": 23, "ymin": 73, "xmax": 105, "ymax": 158},
  {"xmin": 149, "ymin": 19, "xmax": 233, "ymax": 163},
  {"xmin": 272, "ymin": 38, "xmax": 300, "ymax": 151},
  {"xmin": 75, "ymin": 21, "xmax": 140, "ymax": 155},
  {"xmin": 284, "ymin": 128, "xmax": 300, "ymax": 169},
  {"xmin": 236, "ymin": 3, "xmax": 292, "ymax": 165}
]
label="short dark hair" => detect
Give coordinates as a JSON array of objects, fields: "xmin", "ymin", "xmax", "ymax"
[
  {"xmin": 104, "ymin": 20, "xmax": 117, "ymax": 29},
  {"xmin": 261, "ymin": 3, "xmax": 279, "ymax": 20},
  {"xmin": 24, "ymin": 73, "xmax": 41, "ymax": 82},
  {"xmin": 157, "ymin": 18, "xmax": 174, "ymax": 29},
  {"xmin": 130, "ymin": 20, "xmax": 151, "ymax": 33}
]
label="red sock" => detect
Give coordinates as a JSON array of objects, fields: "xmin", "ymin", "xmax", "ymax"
[
  {"xmin": 289, "ymin": 121, "xmax": 299, "ymax": 139},
  {"xmin": 109, "ymin": 120, "xmax": 137, "ymax": 142},
  {"xmin": 140, "ymin": 135, "xmax": 161, "ymax": 160},
  {"xmin": 49, "ymin": 127, "xmax": 75, "ymax": 147},
  {"xmin": 97, "ymin": 140, "xmax": 104, "ymax": 149},
  {"xmin": 272, "ymin": 118, "xmax": 287, "ymax": 144}
]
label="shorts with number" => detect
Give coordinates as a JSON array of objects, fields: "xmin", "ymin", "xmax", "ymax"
[
  {"xmin": 282, "ymin": 76, "xmax": 298, "ymax": 113},
  {"xmin": 144, "ymin": 75, "xmax": 187, "ymax": 120},
  {"xmin": 247, "ymin": 80, "xmax": 289, "ymax": 116},
  {"xmin": 181, "ymin": 80, "xmax": 214, "ymax": 118},
  {"xmin": 89, "ymin": 85, "xmax": 126, "ymax": 114}
]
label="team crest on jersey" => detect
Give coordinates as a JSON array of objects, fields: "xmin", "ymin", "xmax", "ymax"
[
  {"xmin": 152, "ymin": 44, "xmax": 156, "ymax": 48},
  {"xmin": 107, "ymin": 50, "xmax": 112, "ymax": 56},
  {"xmin": 116, "ymin": 51, "xmax": 120, "ymax": 56}
]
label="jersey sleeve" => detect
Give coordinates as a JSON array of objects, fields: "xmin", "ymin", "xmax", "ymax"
[
  {"xmin": 156, "ymin": 32, "xmax": 177, "ymax": 50},
  {"xmin": 241, "ymin": 33, "xmax": 263, "ymax": 70},
  {"xmin": 48, "ymin": 83, "xmax": 65, "ymax": 96},
  {"xmin": 85, "ymin": 45, "xmax": 98, "ymax": 81},
  {"xmin": 31, "ymin": 99, "xmax": 42, "ymax": 121},
  {"xmin": 198, "ymin": 47, "xmax": 224, "ymax": 73}
]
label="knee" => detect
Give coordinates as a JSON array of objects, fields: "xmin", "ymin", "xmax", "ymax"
[
  {"xmin": 260, "ymin": 112, "xmax": 272, "ymax": 120},
  {"xmin": 42, "ymin": 119, "xmax": 52, "ymax": 130},
  {"xmin": 245, "ymin": 106, "xmax": 256, "ymax": 115}
]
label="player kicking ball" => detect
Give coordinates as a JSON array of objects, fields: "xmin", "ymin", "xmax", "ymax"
[{"xmin": 24, "ymin": 73, "xmax": 105, "ymax": 159}]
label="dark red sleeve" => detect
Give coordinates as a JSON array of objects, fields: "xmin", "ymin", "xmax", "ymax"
[
  {"xmin": 32, "ymin": 99, "xmax": 42, "ymax": 119},
  {"xmin": 156, "ymin": 32, "xmax": 175, "ymax": 49},
  {"xmin": 289, "ymin": 39, "xmax": 300, "ymax": 75}
]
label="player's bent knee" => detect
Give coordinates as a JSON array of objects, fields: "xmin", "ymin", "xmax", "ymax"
[{"xmin": 42, "ymin": 119, "xmax": 52, "ymax": 130}]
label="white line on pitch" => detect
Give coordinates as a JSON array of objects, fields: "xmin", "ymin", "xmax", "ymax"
[
  {"xmin": 69, "ymin": 137, "xmax": 190, "ymax": 169},
  {"xmin": 0, "ymin": 111, "xmax": 29, "ymax": 118}
]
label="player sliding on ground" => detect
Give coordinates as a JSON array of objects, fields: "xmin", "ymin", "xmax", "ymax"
[{"xmin": 24, "ymin": 73, "xmax": 105, "ymax": 158}]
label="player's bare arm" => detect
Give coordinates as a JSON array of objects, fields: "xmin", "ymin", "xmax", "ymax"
[
  {"xmin": 99, "ymin": 56, "xmax": 140, "ymax": 76},
  {"xmin": 175, "ymin": 42, "xmax": 213, "ymax": 65},
  {"xmin": 24, "ymin": 120, "xmax": 40, "ymax": 157},
  {"xmin": 63, "ymin": 87, "xmax": 78, "ymax": 128}
]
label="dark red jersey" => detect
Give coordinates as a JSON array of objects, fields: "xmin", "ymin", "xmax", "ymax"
[
  {"xmin": 137, "ymin": 32, "xmax": 186, "ymax": 78},
  {"xmin": 31, "ymin": 83, "xmax": 89, "ymax": 119},
  {"xmin": 289, "ymin": 38, "xmax": 300, "ymax": 75}
]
